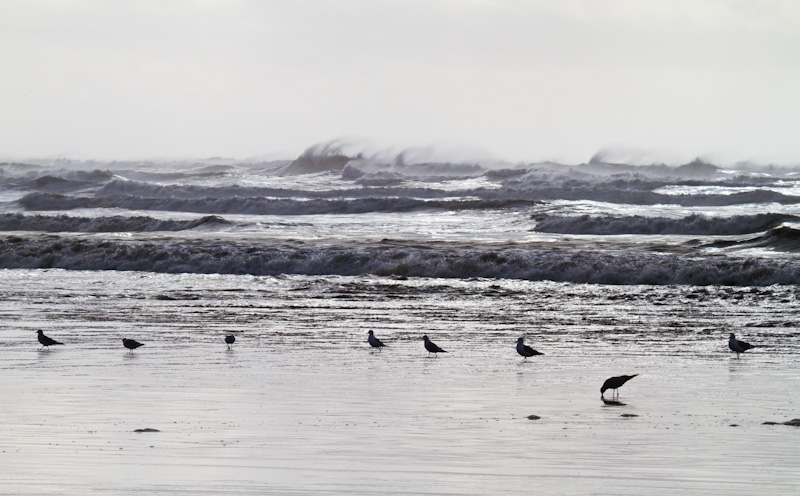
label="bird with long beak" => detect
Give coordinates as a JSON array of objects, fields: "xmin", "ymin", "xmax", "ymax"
[{"xmin": 600, "ymin": 374, "xmax": 638, "ymax": 400}]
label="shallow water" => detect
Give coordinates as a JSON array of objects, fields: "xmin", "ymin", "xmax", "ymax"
[{"xmin": 1, "ymin": 269, "xmax": 799, "ymax": 495}]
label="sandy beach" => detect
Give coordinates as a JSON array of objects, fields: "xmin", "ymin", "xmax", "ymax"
[
  {"xmin": 1, "ymin": 269, "xmax": 798, "ymax": 495},
  {"xmin": 4, "ymin": 1, "xmax": 800, "ymax": 494}
]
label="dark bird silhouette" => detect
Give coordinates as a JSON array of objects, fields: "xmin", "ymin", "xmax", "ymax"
[
  {"xmin": 516, "ymin": 337, "xmax": 543, "ymax": 361},
  {"xmin": 122, "ymin": 338, "xmax": 144, "ymax": 352},
  {"xmin": 423, "ymin": 335, "xmax": 447, "ymax": 356},
  {"xmin": 367, "ymin": 330, "xmax": 386, "ymax": 351},
  {"xmin": 601, "ymin": 374, "xmax": 638, "ymax": 400},
  {"xmin": 36, "ymin": 330, "xmax": 63, "ymax": 350},
  {"xmin": 729, "ymin": 333, "xmax": 755, "ymax": 358},
  {"xmin": 225, "ymin": 335, "xmax": 235, "ymax": 350}
]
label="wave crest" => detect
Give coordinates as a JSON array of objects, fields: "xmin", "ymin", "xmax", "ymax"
[
  {"xmin": 743, "ymin": 226, "xmax": 800, "ymax": 252},
  {"xmin": 19, "ymin": 192, "xmax": 539, "ymax": 215},
  {"xmin": 1, "ymin": 236, "xmax": 798, "ymax": 286},
  {"xmin": 0, "ymin": 213, "xmax": 229, "ymax": 233},
  {"xmin": 533, "ymin": 213, "xmax": 800, "ymax": 235}
]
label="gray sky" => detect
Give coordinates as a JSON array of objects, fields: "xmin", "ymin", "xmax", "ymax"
[{"xmin": 1, "ymin": 0, "xmax": 798, "ymax": 164}]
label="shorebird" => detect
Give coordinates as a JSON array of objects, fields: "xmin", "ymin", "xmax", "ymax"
[
  {"xmin": 601, "ymin": 374, "xmax": 637, "ymax": 400},
  {"xmin": 367, "ymin": 330, "xmax": 386, "ymax": 351},
  {"xmin": 122, "ymin": 338, "xmax": 144, "ymax": 352},
  {"xmin": 423, "ymin": 335, "xmax": 447, "ymax": 356},
  {"xmin": 516, "ymin": 337, "xmax": 543, "ymax": 361},
  {"xmin": 225, "ymin": 335, "xmax": 235, "ymax": 350},
  {"xmin": 36, "ymin": 330, "xmax": 63, "ymax": 350},
  {"xmin": 729, "ymin": 333, "xmax": 754, "ymax": 358}
]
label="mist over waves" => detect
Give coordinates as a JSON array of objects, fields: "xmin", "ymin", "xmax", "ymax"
[{"xmin": 3, "ymin": 143, "xmax": 800, "ymax": 285}]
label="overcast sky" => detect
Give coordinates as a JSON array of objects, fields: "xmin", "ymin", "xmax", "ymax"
[{"xmin": 1, "ymin": 0, "xmax": 798, "ymax": 164}]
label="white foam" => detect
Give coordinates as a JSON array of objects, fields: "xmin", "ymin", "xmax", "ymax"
[{"xmin": 1, "ymin": 236, "xmax": 798, "ymax": 285}]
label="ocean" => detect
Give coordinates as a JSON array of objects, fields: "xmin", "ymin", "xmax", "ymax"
[{"xmin": 1, "ymin": 147, "xmax": 799, "ymax": 494}]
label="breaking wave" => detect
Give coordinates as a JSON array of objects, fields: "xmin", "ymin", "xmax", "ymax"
[
  {"xmin": 730, "ymin": 226, "xmax": 800, "ymax": 252},
  {"xmin": 0, "ymin": 213, "xmax": 230, "ymax": 233},
  {"xmin": 19, "ymin": 192, "xmax": 539, "ymax": 215},
  {"xmin": 94, "ymin": 179, "xmax": 459, "ymax": 200},
  {"xmin": 532, "ymin": 213, "xmax": 800, "ymax": 235},
  {"xmin": 4, "ymin": 148, "xmax": 800, "ymax": 288},
  {"xmin": 18, "ymin": 179, "xmax": 800, "ymax": 218},
  {"xmin": 1, "ymin": 236, "xmax": 798, "ymax": 286}
]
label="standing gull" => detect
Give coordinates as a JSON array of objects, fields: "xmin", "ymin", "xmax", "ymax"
[
  {"xmin": 422, "ymin": 335, "xmax": 447, "ymax": 356},
  {"xmin": 728, "ymin": 333, "xmax": 755, "ymax": 358},
  {"xmin": 122, "ymin": 338, "xmax": 144, "ymax": 352},
  {"xmin": 516, "ymin": 337, "xmax": 543, "ymax": 361},
  {"xmin": 36, "ymin": 330, "xmax": 63, "ymax": 350},
  {"xmin": 225, "ymin": 335, "xmax": 235, "ymax": 350},
  {"xmin": 367, "ymin": 330, "xmax": 386, "ymax": 351},
  {"xmin": 600, "ymin": 374, "xmax": 638, "ymax": 400}
]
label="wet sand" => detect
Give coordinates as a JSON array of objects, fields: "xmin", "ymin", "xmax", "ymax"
[{"xmin": 1, "ymin": 270, "xmax": 799, "ymax": 495}]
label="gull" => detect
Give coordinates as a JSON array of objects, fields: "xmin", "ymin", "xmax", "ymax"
[
  {"xmin": 225, "ymin": 335, "xmax": 235, "ymax": 350},
  {"xmin": 423, "ymin": 335, "xmax": 447, "ymax": 356},
  {"xmin": 36, "ymin": 330, "xmax": 63, "ymax": 350},
  {"xmin": 601, "ymin": 374, "xmax": 637, "ymax": 400},
  {"xmin": 516, "ymin": 337, "xmax": 543, "ymax": 361},
  {"xmin": 367, "ymin": 330, "xmax": 386, "ymax": 351},
  {"xmin": 728, "ymin": 333, "xmax": 755, "ymax": 358},
  {"xmin": 122, "ymin": 338, "xmax": 144, "ymax": 352}
]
